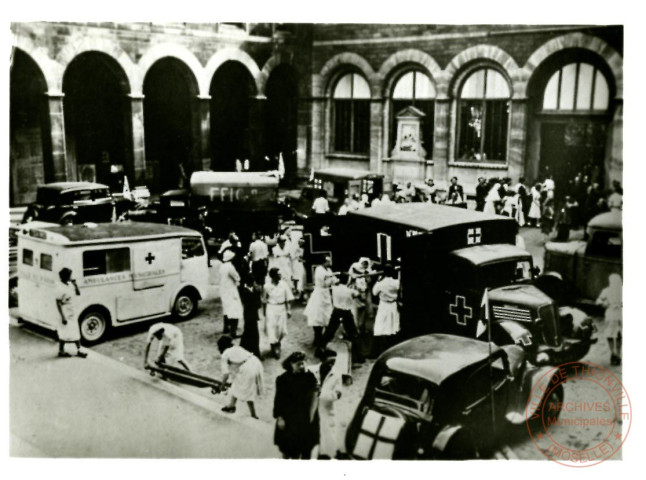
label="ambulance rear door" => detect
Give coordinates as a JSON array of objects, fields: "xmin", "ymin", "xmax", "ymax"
[{"xmin": 116, "ymin": 239, "xmax": 181, "ymax": 321}]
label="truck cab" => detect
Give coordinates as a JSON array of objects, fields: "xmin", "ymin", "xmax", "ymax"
[
  {"xmin": 315, "ymin": 203, "xmax": 595, "ymax": 364},
  {"xmin": 286, "ymin": 168, "xmax": 384, "ymax": 219},
  {"xmin": 544, "ymin": 210, "xmax": 622, "ymax": 303}
]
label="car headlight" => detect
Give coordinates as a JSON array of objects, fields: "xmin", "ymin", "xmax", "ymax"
[{"xmin": 536, "ymin": 352, "xmax": 551, "ymax": 364}]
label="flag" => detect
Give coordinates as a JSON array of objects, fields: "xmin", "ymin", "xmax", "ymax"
[
  {"xmin": 278, "ymin": 152, "xmax": 285, "ymax": 179},
  {"xmin": 235, "ymin": 159, "xmax": 242, "ymax": 172},
  {"xmin": 309, "ymin": 168, "xmax": 314, "ymax": 182},
  {"xmin": 122, "ymin": 175, "xmax": 132, "ymax": 201},
  {"xmin": 476, "ymin": 288, "xmax": 490, "ymax": 337},
  {"xmin": 243, "ymin": 159, "xmax": 250, "ymax": 171}
]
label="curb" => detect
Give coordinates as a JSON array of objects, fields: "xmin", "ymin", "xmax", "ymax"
[{"xmin": 17, "ymin": 325, "xmax": 274, "ymax": 437}]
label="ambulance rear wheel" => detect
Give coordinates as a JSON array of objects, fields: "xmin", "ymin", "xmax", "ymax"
[
  {"xmin": 173, "ymin": 290, "xmax": 198, "ymax": 320},
  {"xmin": 79, "ymin": 308, "xmax": 110, "ymax": 344}
]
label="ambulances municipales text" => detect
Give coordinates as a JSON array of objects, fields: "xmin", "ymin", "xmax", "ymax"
[
  {"xmin": 526, "ymin": 362, "xmax": 631, "ymax": 467},
  {"xmin": 82, "ymin": 269, "xmax": 166, "ymax": 285},
  {"xmin": 209, "ymin": 187, "xmax": 258, "ymax": 202}
]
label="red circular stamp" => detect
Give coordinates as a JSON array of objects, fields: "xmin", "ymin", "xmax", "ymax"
[{"xmin": 525, "ymin": 361, "xmax": 631, "ymax": 467}]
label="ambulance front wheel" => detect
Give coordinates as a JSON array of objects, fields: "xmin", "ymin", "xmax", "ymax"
[
  {"xmin": 173, "ymin": 289, "xmax": 198, "ymax": 320},
  {"xmin": 79, "ymin": 308, "xmax": 110, "ymax": 345}
]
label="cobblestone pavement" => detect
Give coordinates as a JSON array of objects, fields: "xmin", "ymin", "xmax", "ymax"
[{"xmin": 90, "ymin": 226, "xmax": 621, "ymax": 459}]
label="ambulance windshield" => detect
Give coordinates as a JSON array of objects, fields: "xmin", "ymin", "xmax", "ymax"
[{"xmin": 479, "ymin": 259, "xmax": 533, "ymax": 289}]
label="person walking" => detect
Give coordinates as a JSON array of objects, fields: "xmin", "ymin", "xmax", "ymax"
[
  {"xmin": 144, "ymin": 323, "xmax": 190, "ymax": 370},
  {"xmin": 263, "ymin": 267, "xmax": 294, "ymax": 359},
  {"xmin": 483, "ymin": 181, "xmax": 501, "ymax": 215},
  {"xmin": 371, "ymin": 265, "xmax": 401, "ymax": 358},
  {"xmin": 597, "ymin": 274, "xmax": 622, "ymax": 366},
  {"xmin": 348, "ymin": 257, "xmax": 374, "ymax": 335},
  {"xmin": 516, "ymin": 177, "xmax": 531, "ymax": 223},
  {"xmin": 218, "ymin": 335, "xmax": 264, "ymax": 419},
  {"xmin": 220, "ymin": 250, "xmax": 244, "ymax": 337},
  {"xmin": 317, "ymin": 355, "xmax": 343, "ymax": 459},
  {"xmin": 271, "ymin": 236, "xmax": 293, "ymax": 287},
  {"xmin": 317, "ymin": 274, "xmax": 364, "ymax": 363},
  {"xmin": 273, "ymin": 351, "xmax": 320, "ymax": 459},
  {"xmin": 475, "ymin": 177, "xmax": 488, "ymax": 211},
  {"xmin": 304, "ymin": 256, "xmax": 335, "ymax": 348},
  {"xmin": 527, "ymin": 183, "xmax": 543, "ymax": 227},
  {"xmin": 248, "ymin": 231, "xmax": 269, "ymax": 285},
  {"xmin": 448, "ymin": 176, "xmax": 465, "ymax": 205},
  {"xmin": 55, "ymin": 267, "xmax": 87, "ymax": 358},
  {"xmin": 289, "ymin": 236, "xmax": 307, "ymax": 302},
  {"xmin": 540, "ymin": 197, "xmax": 555, "ymax": 238},
  {"xmin": 239, "ymin": 277, "xmax": 262, "ymax": 358}
]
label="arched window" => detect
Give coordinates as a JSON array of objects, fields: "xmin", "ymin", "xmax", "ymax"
[
  {"xmin": 542, "ymin": 62, "xmax": 609, "ymax": 111},
  {"xmin": 456, "ymin": 68, "xmax": 510, "ymax": 162},
  {"xmin": 332, "ymin": 72, "xmax": 370, "ymax": 154},
  {"xmin": 390, "ymin": 70, "xmax": 436, "ymax": 157}
]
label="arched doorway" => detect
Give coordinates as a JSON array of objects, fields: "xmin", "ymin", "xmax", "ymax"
[
  {"xmin": 209, "ymin": 61, "xmax": 256, "ymax": 172},
  {"xmin": 527, "ymin": 49, "xmax": 614, "ymax": 194},
  {"xmin": 143, "ymin": 58, "xmax": 199, "ymax": 192},
  {"xmin": 265, "ymin": 64, "xmax": 298, "ymax": 183},
  {"xmin": 63, "ymin": 52, "xmax": 131, "ymax": 191},
  {"xmin": 10, "ymin": 49, "xmax": 51, "ymax": 205}
]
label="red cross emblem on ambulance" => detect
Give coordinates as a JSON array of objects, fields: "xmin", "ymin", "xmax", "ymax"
[
  {"xmin": 467, "ymin": 227, "xmax": 482, "ymax": 245},
  {"xmin": 450, "ymin": 295, "xmax": 472, "ymax": 326}
]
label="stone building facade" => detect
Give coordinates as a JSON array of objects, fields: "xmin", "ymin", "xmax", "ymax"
[{"xmin": 10, "ymin": 22, "xmax": 622, "ymax": 205}]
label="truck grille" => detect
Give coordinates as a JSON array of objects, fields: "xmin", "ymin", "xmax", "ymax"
[{"xmin": 492, "ymin": 305, "xmax": 533, "ymax": 323}]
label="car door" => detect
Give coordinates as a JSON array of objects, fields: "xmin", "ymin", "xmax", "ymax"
[{"xmin": 460, "ymin": 361, "xmax": 509, "ymax": 439}]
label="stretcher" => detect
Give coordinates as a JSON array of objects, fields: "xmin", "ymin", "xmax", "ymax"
[{"xmin": 145, "ymin": 362, "xmax": 227, "ymax": 395}]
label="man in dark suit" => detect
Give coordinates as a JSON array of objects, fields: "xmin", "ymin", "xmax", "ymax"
[
  {"xmin": 475, "ymin": 177, "xmax": 488, "ymax": 211},
  {"xmin": 447, "ymin": 176, "xmax": 465, "ymax": 205}
]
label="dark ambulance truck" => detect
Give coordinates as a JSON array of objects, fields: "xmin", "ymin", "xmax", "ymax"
[{"xmin": 325, "ymin": 203, "xmax": 595, "ymax": 364}]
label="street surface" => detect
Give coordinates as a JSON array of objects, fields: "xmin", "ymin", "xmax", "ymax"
[{"xmin": 8, "ymin": 225, "xmax": 622, "ymax": 459}]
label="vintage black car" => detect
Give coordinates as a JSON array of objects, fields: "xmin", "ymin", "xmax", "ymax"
[
  {"xmin": 21, "ymin": 182, "xmax": 130, "ymax": 225},
  {"xmin": 345, "ymin": 334, "xmax": 562, "ymax": 459},
  {"xmin": 304, "ymin": 203, "xmax": 595, "ymax": 364},
  {"xmin": 543, "ymin": 210, "xmax": 622, "ymax": 304},
  {"xmin": 285, "ymin": 167, "xmax": 384, "ymax": 219}
]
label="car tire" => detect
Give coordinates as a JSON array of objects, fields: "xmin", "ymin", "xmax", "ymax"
[
  {"xmin": 79, "ymin": 308, "xmax": 110, "ymax": 345},
  {"xmin": 173, "ymin": 289, "xmax": 198, "ymax": 320}
]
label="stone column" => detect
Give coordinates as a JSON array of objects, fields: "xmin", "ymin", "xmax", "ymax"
[
  {"xmin": 607, "ymin": 100, "xmax": 623, "ymax": 187},
  {"xmin": 248, "ymin": 94, "xmax": 266, "ymax": 170},
  {"xmin": 508, "ymin": 98, "xmax": 528, "ymax": 182},
  {"xmin": 369, "ymin": 98, "xmax": 384, "ymax": 173},
  {"xmin": 310, "ymin": 97, "xmax": 326, "ymax": 170},
  {"xmin": 128, "ymin": 93, "xmax": 147, "ymax": 185},
  {"xmin": 432, "ymin": 98, "xmax": 451, "ymax": 184},
  {"xmin": 197, "ymin": 94, "xmax": 212, "ymax": 170},
  {"xmin": 45, "ymin": 92, "xmax": 68, "ymax": 181}
]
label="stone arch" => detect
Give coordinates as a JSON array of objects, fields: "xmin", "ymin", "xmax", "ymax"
[
  {"xmin": 204, "ymin": 48, "xmax": 261, "ymax": 95},
  {"xmin": 522, "ymin": 32, "xmax": 623, "ymax": 99},
  {"xmin": 444, "ymin": 44, "xmax": 520, "ymax": 98},
  {"xmin": 318, "ymin": 52, "xmax": 379, "ymax": 98},
  {"xmin": 378, "ymin": 49, "xmax": 443, "ymax": 97},
  {"xmin": 12, "ymin": 36, "xmax": 64, "ymax": 93},
  {"xmin": 137, "ymin": 43, "xmax": 203, "ymax": 96},
  {"xmin": 258, "ymin": 53, "xmax": 304, "ymax": 98},
  {"xmin": 56, "ymin": 34, "xmax": 136, "ymax": 94}
]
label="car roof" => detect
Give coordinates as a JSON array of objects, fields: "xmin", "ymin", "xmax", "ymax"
[
  {"xmin": 38, "ymin": 182, "xmax": 109, "ymax": 191},
  {"xmin": 19, "ymin": 222, "xmax": 201, "ymax": 245},
  {"xmin": 588, "ymin": 210, "xmax": 622, "ymax": 231},
  {"xmin": 451, "ymin": 244, "xmax": 530, "ymax": 265},
  {"xmin": 314, "ymin": 167, "xmax": 383, "ymax": 180},
  {"xmin": 190, "ymin": 171, "xmax": 279, "ymax": 190},
  {"xmin": 350, "ymin": 203, "xmax": 511, "ymax": 232},
  {"xmin": 376, "ymin": 334, "xmax": 501, "ymax": 385}
]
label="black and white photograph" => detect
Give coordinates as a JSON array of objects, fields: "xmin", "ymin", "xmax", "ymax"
[{"xmin": 4, "ymin": 3, "xmax": 639, "ymax": 475}]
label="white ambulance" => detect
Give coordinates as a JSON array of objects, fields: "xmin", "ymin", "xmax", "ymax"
[{"xmin": 16, "ymin": 222, "xmax": 210, "ymax": 344}]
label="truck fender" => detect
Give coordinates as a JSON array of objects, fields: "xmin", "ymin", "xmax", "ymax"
[
  {"xmin": 169, "ymin": 284, "xmax": 202, "ymax": 311},
  {"xmin": 504, "ymin": 366, "xmax": 554, "ymax": 425},
  {"xmin": 432, "ymin": 425, "xmax": 464, "ymax": 452}
]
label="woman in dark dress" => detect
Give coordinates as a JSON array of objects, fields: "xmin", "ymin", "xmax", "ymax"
[
  {"xmin": 273, "ymin": 351, "xmax": 320, "ymax": 459},
  {"xmin": 239, "ymin": 278, "xmax": 262, "ymax": 358}
]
